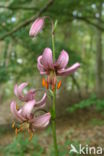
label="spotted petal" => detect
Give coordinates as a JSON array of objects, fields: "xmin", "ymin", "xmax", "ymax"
[
  {"xmin": 14, "ymin": 82, "xmax": 28, "ymax": 98},
  {"xmin": 24, "ymin": 89, "xmax": 36, "ymax": 101},
  {"xmin": 57, "ymin": 63, "xmax": 80, "ymax": 76},
  {"xmin": 32, "ymin": 113, "xmax": 51, "ymax": 129},
  {"xmin": 10, "ymin": 101, "xmax": 25, "ymax": 122},
  {"xmin": 22, "ymin": 100, "xmax": 35, "ymax": 118},
  {"xmin": 35, "ymin": 93, "xmax": 47, "ymax": 108},
  {"xmin": 55, "ymin": 50, "xmax": 69, "ymax": 69},
  {"xmin": 41, "ymin": 48, "xmax": 54, "ymax": 70},
  {"xmin": 37, "ymin": 56, "xmax": 47, "ymax": 75},
  {"xmin": 14, "ymin": 83, "xmax": 35, "ymax": 102}
]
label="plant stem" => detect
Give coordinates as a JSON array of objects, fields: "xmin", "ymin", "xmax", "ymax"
[
  {"xmin": 52, "ymin": 121, "xmax": 58, "ymax": 154},
  {"xmin": 51, "ymin": 21, "xmax": 59, "ymax": 156},
  {"xmin": 51, "ymin": 90, "xmax": 58, "ymax": 156},
  {"xmin": 52, "ymin": 24, "xmax": 55, "ymax": 61}
]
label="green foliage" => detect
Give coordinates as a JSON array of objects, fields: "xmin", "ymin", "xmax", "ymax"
[
  {"xmin": 50, "ymin": 139, "xmax": 80, "ymax": 156},
  {"xmin": 66, "ymin": 94, "xmax": 104, "ymax": 113},
  {"xmin": 95, "ymin": 99, "xmax": 104, "ymax": 111},
  {"xmin": 90, "ymin": 118, "xmax": 104, "ymax": 126},
  {"xmin": 1, "ymin": 134, "xmax": 44, "ymax": 156},
  {"xmin": 0, "ymin": 132, "xmax": 80, "ymax": 156},
  {"xmin": 0, "ymin": 66, "xmax": 9, "ymax": 83}
]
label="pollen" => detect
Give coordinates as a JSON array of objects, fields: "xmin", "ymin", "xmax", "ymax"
[{"xmin": 57, "ymin": 80, "xmax": 62, "ymax": 89}]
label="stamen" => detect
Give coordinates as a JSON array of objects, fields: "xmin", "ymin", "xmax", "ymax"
[
  {"xmin": 57, "ymin": 80, "xmax": 62, "ymax": 89},
  {"xmin": 45, "ymin": 81, "xmax": 49, "ymax": 89},
  {"xmin": 16, "ymin": 104, "xmax": 19, "ymax": 110},
  {"xmin": 14, "ymin": 122, "xmax": 32, "ymax": 139},
  {"xmin": 15, "ymin": 126, "xmax": 24, "ymax": 136},
  {"xmin": 42, "ymin": 78, "xmax": 49, "ymax": 89},
  {"xmin": 20, "ymin": 126, "xmax": 23, "ymax": 131},
  {"xmin": 42, "ymin": 78, "xmax": 46, "ymax": 87},
  {"xmin": 12, "ymin": 121, "xmax": 15, "ymax": 128},
  {"xmin": 28, "ymin": 129, "xmax": 33, "ymax": 141}
]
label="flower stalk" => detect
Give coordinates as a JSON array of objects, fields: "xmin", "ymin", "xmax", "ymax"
[
  {"xmin": 51, "ymin": 90, "xmax": 59, "ymax": 156},
  {"xmin": 51, "ymin": 21, "xmax": 59, "ymax": 156},
  {"xmin": 52, "ymin": 28, "xmax": 55, "ymax": 61}
]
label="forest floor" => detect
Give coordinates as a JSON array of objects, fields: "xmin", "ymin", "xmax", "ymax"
[
  {"xmin": 0, "ymin": 109, "xmax": 104, "ymax": 156},
  {"xmin": 0, "ymin": 91, "xmax": 104, "ymax": 155}
]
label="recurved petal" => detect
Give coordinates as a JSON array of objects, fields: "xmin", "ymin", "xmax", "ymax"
[
  {"xmin": 29, "ymin": 17, "xmax": 45, "ymax": 37},
  {"xmin": 14, "ymin": 82, "xmax": 28, "ymax": 98},
  {"xmin": 32, "ymin": 112, "xmax": 51, "ymax": 129},
  {"xmin": 41, "ymin": 48, "xmax": 54, "ymax": 70},
  {"xmin": 37, "ymin": 56, "xmax": 45, "ymax": 71},
  {"xmin": 25, "ymin": 89, "xmax": 36, "ymax": 101},
  {"xmin": 35, "ymin": 93, "xmax": 47, "ymax": 108},
  {"xmin": 22, "ymin": 100, "xmax": 35, "ymax": 118},
  {"xmin": 14, "ymin": 84, "xmax": 18, "ymax": 97},
  {"xmin": 10, "ymin": 101, "xmax": 25, "ymax": 122},
  {"xmin": 57, "ymin": 63, "xmax": 80, "ymax": 76},
  {"xmin": 55, "ymin": 50, "xmax": 69, "ymax": 69},
  {"xmin": 37, "ymin": 56, "xmax": 47, "ymax": 75}
]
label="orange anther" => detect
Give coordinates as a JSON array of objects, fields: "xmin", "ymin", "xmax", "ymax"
[
  {"xmin": 45, "ymin": 82, "xmax": 49, "ymax": 89},
  {"xmin": 42, "ymin": 78, "xmax": 49, "ymax": 89},
  {"xmin": 42, "ymin": 78, "xmax": 46, "ymax": 87},
  {"xmin": 57, "ymin": 80, "xmax": 62, "ymax": 89},
  {"xmin": 28, "ymin": 129, "xmax": 33, "ymax": 141}
]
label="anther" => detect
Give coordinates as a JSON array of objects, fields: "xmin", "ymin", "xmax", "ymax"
[
  {"xmin": 12, "ymin": 121, "xmax": 15, "ymax": 128},
  {"xmin": 28, "ymin": 129, "xmax": 33, "ymax": 141},
  {"xmin": 57, "ymin": 80, "xmax": 62, "ymax": 89},
  {"xmin": 16, "ymin": 104, "xmax": 19, "ymax": 110},
  {"xmin": 42, "ymin": 78, "xmax": 46, "ymax": 87}
]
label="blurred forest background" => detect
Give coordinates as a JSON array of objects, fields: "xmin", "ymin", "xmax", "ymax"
[{"xmin": 0, "ymin": 0, "xmax": 104, "ymax": 156}]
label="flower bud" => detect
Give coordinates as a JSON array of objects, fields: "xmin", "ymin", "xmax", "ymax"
[{"xmin": 29, "ymin": 17, "xmax": 45, "ymax": 37}]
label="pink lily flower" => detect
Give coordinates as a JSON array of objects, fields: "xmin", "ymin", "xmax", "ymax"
[
  {"xmin": 14, "ymin": 82, "xmax": 36, "ymax": 102},
  {"xmin": 10, "ymin": 93, "xmax": 51, "ymax": 140},
  {"xmin": 37, "ymin": 48, "xmax": 80, "ymax": 90},
  {"xmin": 29, "ymin": 17, "xmax": 45, "ymax": 37}
]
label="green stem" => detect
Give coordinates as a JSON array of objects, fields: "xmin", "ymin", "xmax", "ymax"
[
  {"xmin": 52, "ymin": 23, "xmax": 55, "ymax": 61},
  {"xmin": 51, "ymin": 21, "xmax": 59, "ymax": 156},
  {"xmin": 51, "ymin": 90, "xmax": 58, "ymax": 156}
]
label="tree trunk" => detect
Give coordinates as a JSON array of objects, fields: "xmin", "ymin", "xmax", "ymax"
[{"xmin": 96, "ymin": 1, "xmax": 103, "ymax": 97}]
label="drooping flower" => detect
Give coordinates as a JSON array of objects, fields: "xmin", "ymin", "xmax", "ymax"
[
  {"xmin": 29, "ymin": 17, "xmax": 45, "ymax": 37},
  {"xmin": 14, "ymin": 82, "xmax": 36, "ymax": 102},
  {"xmin": 37, "ymin": 48, "xmax": 80, "ymax": 90},
  {"xmin": 10, "ymin": 92, "xmax": 51, "ymax": 140}
]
